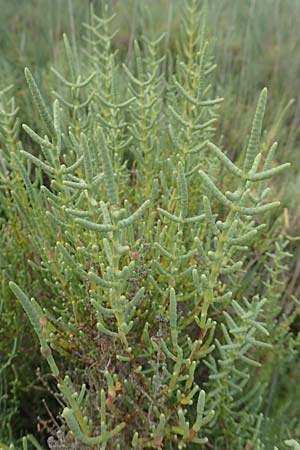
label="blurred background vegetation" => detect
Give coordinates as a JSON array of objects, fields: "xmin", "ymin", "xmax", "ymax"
[{"xmin": 1, "ymin": 0, "xmax": 300, "ymax": 445}]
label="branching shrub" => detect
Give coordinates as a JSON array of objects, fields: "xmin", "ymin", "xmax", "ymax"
[{"xmin": 0, "ymin": 1, "xmax": 299, "ymax": 449}]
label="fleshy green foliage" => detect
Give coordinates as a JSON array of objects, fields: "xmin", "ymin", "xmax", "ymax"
[{"xmin": 0, "ymin": 1, "xmax": 300, "ymax": 450}]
